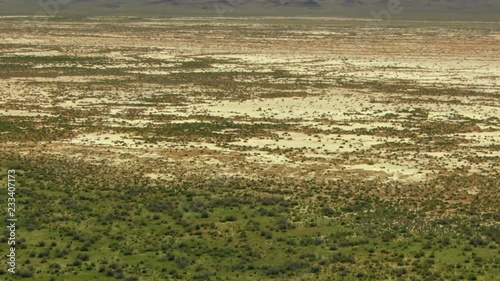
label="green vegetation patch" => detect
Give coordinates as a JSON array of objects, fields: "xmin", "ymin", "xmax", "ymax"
[{"xmin": 0, "ymin": 153, "xmax": 498, "ymax": 280}]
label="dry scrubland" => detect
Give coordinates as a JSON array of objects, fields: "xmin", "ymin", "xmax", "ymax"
[{"xmin": 0, "ymin": 17, "xmax": 499, "ymax": 280}]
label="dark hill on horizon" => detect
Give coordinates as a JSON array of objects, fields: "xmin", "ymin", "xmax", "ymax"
[{"xmin": 1, "ymin": 0, "xmax": 499, "ymax": 21}]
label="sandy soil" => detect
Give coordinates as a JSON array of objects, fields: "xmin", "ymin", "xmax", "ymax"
[{"xmin": 0, "ymin": 17, "xmax": 498, "ymax": 183}]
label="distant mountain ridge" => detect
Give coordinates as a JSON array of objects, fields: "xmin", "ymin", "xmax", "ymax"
[{"xmin": 1, "ymin": 0, "xmax": 499, "ymax": 20}]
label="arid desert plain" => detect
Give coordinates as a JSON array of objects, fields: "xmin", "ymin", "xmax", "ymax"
[{"xmin": 0, "ymin": 17, "xmax": 499, "ymax": 280}]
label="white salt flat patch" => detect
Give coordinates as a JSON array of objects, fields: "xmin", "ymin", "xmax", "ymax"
[
  {"xmin": 0, "ymin": 109, "xmax": 54, "ymax": 117},
  {"xmin": 473, "ymin": 152, "xmax": 499, "ymax": 157},
  {"xmin": 106, "ymin": 51, "xmax": 136, "ymax": 61},
  {"xmin": 169, "ymin": 119, "xmax": 204, "ymax": 124},
  {"xmin": 448, "ymin": 105, "xmax": 499, "ymax": 120},
  {"xmin": 211, "ymin": 63, "xmax": 273, "ymax": 73},
  {"xmin": 244, "ymin": 151, "xmax": 292, "ymax": 165},
  {"xmin": 56, "ymin": 97, "xmax": 116, "ymax": 108},
  {"xmin": 330, "ymin": 122, "xmax": 404, "ymax": 131},
  {"xmin": 345, "ymin": 162, "xmax": 425, "ymax": 181},
  {"xmin": 143, "ymin": 107, "xmax": 192, "ymax": 117},
  {"xmin": 139, "ymin": 53, "xmax": 188, "ymax": 61},
  {"xmin": 424, "ymin": 152, "xmax": 450, "ymax": 158},
  {"xmin": 192, "ymin": 90, "xmax": 398, "ymax": 121},
  {"xmin": 209, "ymin": 54, "xmax": 314, "ymax": 65},
  {"xmin": 18, "ymin": 76, "xmax": 120, "ymax": 83},
  {"xmin": 8, "ymin": 50, "xmax": 62, "ymax": 57},
  {"xmin": 457, "ymin": 132, "xmax": 499, "ymax": 146},
  {"xmin": 103, "ymin": 118, "xmax": 162, "ymax": 128},
  {"xmin": 231, "ymin": 132, "xmax": 407, "ymax": 153},
  {"xmin": 67, "ymin": 133, "xmax": 145, "ymax": 148},
  {"xmin": 182, "ymin": 142, "xmax": 234, "ymax": 153}
]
